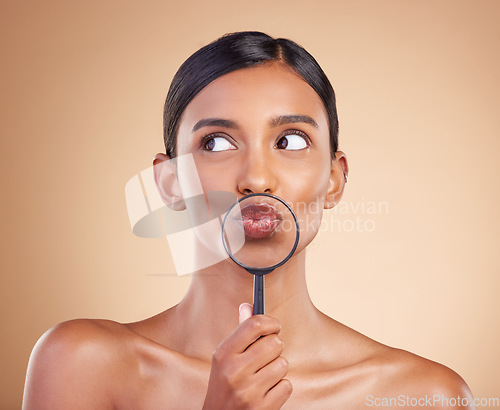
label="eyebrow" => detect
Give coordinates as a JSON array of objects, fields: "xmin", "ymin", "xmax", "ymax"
[
  {"xmin": 191, "ymin": 114, "xmax": 319, "ymax": 133},
  {"xmin": 269, "ymin": 114, "xmax": 319, "ymax": 129},
  {"xmin": 192, "ymin": 118, "xmax": 238, "ymax": 132}
]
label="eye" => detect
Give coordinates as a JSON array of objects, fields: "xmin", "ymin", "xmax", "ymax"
[
  {"xmin": 275, "ymin": 131, "xmax": 309, "ymax": 150},
  {"xmin": 202, "ymin": 135, "xmax": 237, "ymax": 152}
]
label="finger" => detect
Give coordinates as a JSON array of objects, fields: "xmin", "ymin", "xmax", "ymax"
[
  {"xmin": 263, "ymin": 378, "xmax": 293, "ymax": 409},
  {"xmin": 239, "ymin": 303, "xmax": 253, "ymax": 324},
  {"xmin": 254, "ymin": 356, "xmax": 290, "ymax": 393},
  {"xmin": 242, "ymin": 334, "xmax": 284, "ymax": 374},
  {"xmin": 220, "ymin": 315, "xmax": 281, "ymax": 354}
]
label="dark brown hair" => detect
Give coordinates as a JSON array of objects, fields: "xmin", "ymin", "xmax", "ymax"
[{"xmin": 164, "ymin": 31, "xmax": 339, "ymax": 157}]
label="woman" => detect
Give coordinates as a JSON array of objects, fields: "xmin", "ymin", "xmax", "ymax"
[{"xmin": 23, "ymin": 31, "xmax": 474, "ymax": 409}]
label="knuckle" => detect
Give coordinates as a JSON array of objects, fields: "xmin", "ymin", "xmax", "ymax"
[
  {"xmin": 282, "ymin": 379, "xmax": 293, "ymax": 395},
  {"xmin": 249, "ymin": 316, "xmax": 264, "ymax": 331},
  {"xmin": 278, "ymin": 356, "xmax": 289, "ymax": 370},
  {"xmin": 265, "ymin": 334, "xmax": 283, "ymax": 352},
  {"xmin": 212, "ymin": 347, "xmax": 226, "ymax": 364},
  {"xmin": 225, "ymin": 372, "xmax": 239, "ymax": 389},
  {"xmin": 275, "ymin": 334, "xmax": 284, "ymax": 349},
  {"xmin": 222, "ymin": 359, "xmax": 246, "ymax": 389},
  {"xmin": 233, "ymin": 387, "xmax": 253, "ymax": 408},
  {"xmin": 268, "ymin": 316, "xmax": 282, "ymax": 331},
  {"xmin": 270, "ymin": 334, "xmax": 281, "ymax": 345}
]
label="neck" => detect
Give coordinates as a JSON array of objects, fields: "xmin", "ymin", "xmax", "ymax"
[{"xmin": 167, "ymin": 247, "xmax": 323, "ymax": 364}]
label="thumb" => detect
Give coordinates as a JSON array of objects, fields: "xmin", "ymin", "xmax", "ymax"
[{"xmin": 239, "ymin": 303, "xmax": 253, "ymax": 324}]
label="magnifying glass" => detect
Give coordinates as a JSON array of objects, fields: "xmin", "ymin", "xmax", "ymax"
[{"xmin": 221, "ymin": 193, "xmax": 300, "ymax": 315}]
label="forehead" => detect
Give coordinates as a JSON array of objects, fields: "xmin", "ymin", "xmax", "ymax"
[{"xmin": 177, "ymin": 63, "xmax": 329, "ymax": 133}]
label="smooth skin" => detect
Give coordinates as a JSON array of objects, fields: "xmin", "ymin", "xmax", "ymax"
[{"xmin": 23, "ymin": 63, "xmax": 474, "ymax": 409}]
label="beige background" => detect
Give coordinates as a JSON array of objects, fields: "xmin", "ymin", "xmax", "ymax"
[{"xmin": 1, "ymin": 0, "xmax": 499, "ymax": 408}]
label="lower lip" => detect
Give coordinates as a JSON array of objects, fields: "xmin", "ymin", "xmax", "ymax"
[{"xmin": 239, "ymin": 203, "xmax": 282, "ymax": 239}]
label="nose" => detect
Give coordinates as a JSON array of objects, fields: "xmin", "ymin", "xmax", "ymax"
[{"xmin": 237, "ymin": 151, "xmax": 278, "ymax": 196}]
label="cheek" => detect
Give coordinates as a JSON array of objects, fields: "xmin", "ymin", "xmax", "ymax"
[
  {"xmin": 197, "ymin": 162, "xmax": 235, "ymax": 193},
  {"xmin": 176, "ymin": 154, "xmax": 234, "ymax": 195},
  {"xmin": 285, "ymin": 161, "xmax": 332, "ymax": 249},
  {"xmin": 284, "ymin": 157, "xmax": 331, "ymax": 205}
]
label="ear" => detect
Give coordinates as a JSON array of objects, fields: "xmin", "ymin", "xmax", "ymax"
[
  {"xmin": 324, "ymin": 151, "xmax": 349, "ymax": 209},
  {"xmin": 152, "ymin": 153, "xmax": 186, "ymax": 211}
]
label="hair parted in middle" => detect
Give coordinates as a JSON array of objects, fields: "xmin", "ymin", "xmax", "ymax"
[{"xmin": 163, "ymin": 31, "xmax": 339, "ymax": 158}]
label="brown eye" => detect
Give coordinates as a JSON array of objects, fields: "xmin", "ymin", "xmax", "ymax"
[
  {"xmin": 275, "ymin": 133, "xmax": 308, "ymax": 150},
  {"xmin": 276, "ymin": 136, "xmax": 289, "ymax": 149},
  {"xmin": 203, "ymin": 136, "xmax": 236, "ymax": 152},
  {"xmin": 205, "ymin": 138, "xmax": 215, "ymax": 150}
]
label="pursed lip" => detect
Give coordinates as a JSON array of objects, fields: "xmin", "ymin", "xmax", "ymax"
[{"xmin": 238, "ymin": 203, "xmax": 283, "ymax": 239}]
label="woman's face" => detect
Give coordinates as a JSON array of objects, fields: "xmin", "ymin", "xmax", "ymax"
[{"xmin": 170, "ymin": 62, "xmax": 345, "ymax": 257}]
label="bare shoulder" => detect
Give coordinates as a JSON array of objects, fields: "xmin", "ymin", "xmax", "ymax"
[
  {"xmin": 368, "ymin": 345, "xmax": 475, "ymax": 407},
  {"xmin": 23, "ymin": 319, "xmax": 138, "ymax": 409},
  {"xmin": 314, "ymin": 317, "xmax": 474, "ymax": 408}
]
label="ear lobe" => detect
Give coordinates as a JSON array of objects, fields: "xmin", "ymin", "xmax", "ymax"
[
  {"xmin": 152, "ymin": 153, "xmax": 186, "ymax": 211},
  {"xmin": 324, "ymin": 151, "xmax": 349, "ymax": 209}
]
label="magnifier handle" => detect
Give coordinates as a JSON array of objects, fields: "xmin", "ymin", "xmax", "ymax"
[{"xmin": 253, "ymin": 275, "xmax": 264, "ymax": 315}]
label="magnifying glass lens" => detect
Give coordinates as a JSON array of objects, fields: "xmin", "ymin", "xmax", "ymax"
[{"xmin": 222, "ymin": 194, "xmax": 299, "ymax": 271}]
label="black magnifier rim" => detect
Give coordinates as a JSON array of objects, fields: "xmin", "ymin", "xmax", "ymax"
[{"xmin": 221, "ymin": 193, "xmax": 300, "ymax": 275}]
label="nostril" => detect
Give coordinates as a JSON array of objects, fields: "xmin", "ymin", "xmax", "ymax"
[
  {"xmin": 242, "ymin": 188, "xmax": 272, "ymax": 196},
  {"xmin": 237, "ymin": 161, "xmax": 278, "ymax": 196}
]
